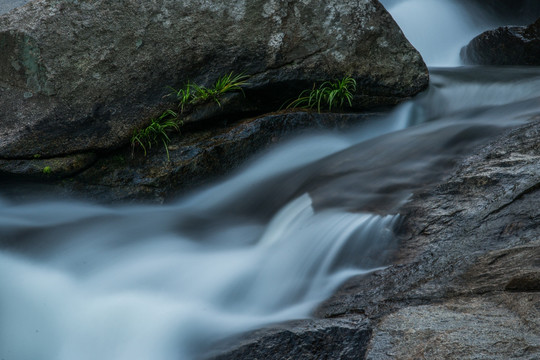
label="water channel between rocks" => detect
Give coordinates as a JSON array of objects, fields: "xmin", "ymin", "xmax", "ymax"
[{"xmin": 1, "ymin": 1, "xmax": 540, "ymax": 359}]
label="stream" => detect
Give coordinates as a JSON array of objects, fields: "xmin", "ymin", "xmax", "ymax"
[{"xmin": 1, "ymin": 1, "xmax": 540, "ymax": 359}]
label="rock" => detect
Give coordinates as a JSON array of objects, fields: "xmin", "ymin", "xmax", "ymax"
[
  {"xmin": 208, "ymin": 119, "xmax": 540, "ymax": 359},
  {"xmin": 461, "ymin": 17, "xmax": 540, "ymax": 65},
  {"xmin": 0, "ymin": 0, "xmax": 428, "ymax": 159},
  {"xmin": 367, "ymin": 297, "xmax": 540, "ymax": 360},
  {"xmin": 203, "ymin": 317, "xmax": 371, "ymax": 360},
  {"xmin": 318, "ymin": 119, "xmax": 540, "ymax": 358},
  {"xmin": 63, "ymin": 111, "xmax": 377, "ymax": 203},
  {"xmin": 0, "ymin": 153, "xmax": 97, "ymax": 179}
]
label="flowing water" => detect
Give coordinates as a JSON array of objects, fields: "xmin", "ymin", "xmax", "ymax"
[
  {"xmin": 2, "ymin": 1, "xmax": 540, "ymax": 359},
  {"xmin": 380, "ymin": 0, "xmax": 540, "ymax": 66}
]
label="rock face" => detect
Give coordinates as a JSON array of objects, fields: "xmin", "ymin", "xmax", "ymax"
[
  {"xmin": 204, "ymin": 317, "xmax": 371, "ymax": 360},
  {"xmin": 0, "ymin": 111, "xmax": 375, "ymax": 203},
  {"xmin": 461, "ymin": 17, "xmax": 540, "ymax": 65},
  {"xmin": 0, "ymin": 0, "xmax": 428, "ymax": 159},
  {"xmin": 0, "ymin": 153, "xmax": 96, "ymax": 179},
  {"xmin": 359, "ymin": 120, "xmax": 540, "ymax": 359},
  {"xmin": 205, "ymin": 119, "xmax": 540, "ymax": 359}
]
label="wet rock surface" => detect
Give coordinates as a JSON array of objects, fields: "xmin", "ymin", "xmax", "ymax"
[
  {"xmin": 461, "ymin": 17, "xmax": 540, "ymax": 65},
  {"xmin": 0, "ymin": 153, "xmax": 97, "ymax": 179},
  {"xmin": 0, "ymin": 0, "xmax": 427, "ymax": 159},
  {"xmin": 206, "ymin": 119, "xmax": 540, "ymax": 358},
  {"xmin": 72, "ymin": 111, "xmax": 373, "ymax": 203},
  {"xmin": 0, "ymin": 111, "xmax": 376, "ymax": 203},
  {"xmin": 204, "ymin": 317, "xmax": 371, "ymax": 360}
]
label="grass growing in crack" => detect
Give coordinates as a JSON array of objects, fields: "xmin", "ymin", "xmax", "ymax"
[
  {"xmin": 171, "ymin": 81, "xmax": 193, "ymax": 114},
  {"xmin": 170, "ymin": 72, "xmax": 250, "ymax": 112},
  {"xmin": 131, "ymin": 110, "xmax": 181, "ymax": 160},
  {"xmin": 287, "ymin": 76, "xmax": 357, "ymax": 113},
  {"xmin": 211, "ymin": 72, "xmax": 250, "ymax": 101},
  {"xmin": 131, "ymin": 72, "xmax": 249, "ymax": 160}
]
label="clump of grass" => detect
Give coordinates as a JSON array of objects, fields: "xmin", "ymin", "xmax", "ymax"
[
  {"xmin": 171, "ymin": 81, "xmax": 193, "ymax": 114},
  {"xmin": 287, "ymin": 76, "xmax": 357, "ymax": 113},
  {"xmin": 131, "ymin": 72, "xmax": 249, "ymax": 160},
  {"xmin": 42, "ymin": 166, "xmax": 52, "ymax": 174},
  {"xmin": 131, "ymin": 110, "xmax": 181, "ymax": 160},
  {"xmin": 170, "ymin": 72, "xmax": 250, "ymax": 112}
]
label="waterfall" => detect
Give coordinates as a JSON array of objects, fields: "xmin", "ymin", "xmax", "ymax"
[
  {"xmin": 380, "ymin": 0, "xmax": 540, "ymax": 66},
  {"xmin": 3, "ymin": 65, "xmax": 540, "ymax": 359},
  {"xmin": 2, "ymin": 1, "xmax": 540, "ymax": 359},
  {"xmin": 0, "ymin": 193, "xmax": 399, "ymax": 360}
]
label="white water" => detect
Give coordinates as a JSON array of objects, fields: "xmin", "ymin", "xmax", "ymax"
[
  {"xmin": 0, "ymin": 194, "xmax": 399, "ymax": 360},
  {"xmin": 2, "ymin": 2, "xmax": 540, "ymax": 360},
  {"xmin": 381, "ymin": 0, "xmax": 477, "ymax": 65},
  {"xmin": 380, "ymin": 0, "xmax": 539, "ymax": 66}
]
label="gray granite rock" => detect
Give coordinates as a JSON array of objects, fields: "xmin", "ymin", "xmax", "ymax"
[
  {"xmin": 0, "ymin": 0, "xmax": 427, "ymax": 159},
  {"xmin": 204, "ymin": 317, "xmax": 371, "ymax": 360},
  {"xmin": 57, "ymin": 111, "xmax": 377, "ymax": 203}
]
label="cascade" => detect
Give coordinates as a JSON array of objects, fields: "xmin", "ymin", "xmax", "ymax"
[{"xmin": 2, "ymin": 1, "xmax": 540, "ymax": 359}]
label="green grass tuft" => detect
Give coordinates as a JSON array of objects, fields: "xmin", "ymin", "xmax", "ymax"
[
  {"xmin": 131, "ymin": 72, "xmax": 249, "ymax": 160},
  {"xmin": 131, "ymin": 110, "xmax": 181, "ymax": 161},
  {"xmin": 287, "ymin": 76, "xmax": 357, "ymax": 113},
  {"xmin": 170, "ymin": 72, "xmax": 250, "ymax": 112}
]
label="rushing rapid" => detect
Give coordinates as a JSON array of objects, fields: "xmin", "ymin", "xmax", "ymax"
[
  {"xmin": 0, "ymin": 194, "xmax": 399, "ymax": 359},
  {"xmin": 2, "ymin": 1, "xmax": 540, "ymax": 360}
]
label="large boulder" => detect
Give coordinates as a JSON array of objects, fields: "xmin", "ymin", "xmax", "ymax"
[
  {"xmin": 461, "ymin": 17, "xmax": 540, "ymax": 65},
  {"xmin": 0, "ymin": 0, "xmax": 428, "ymax": 159}
]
